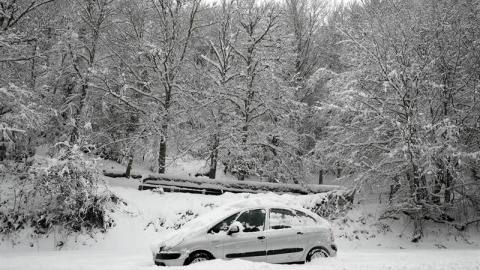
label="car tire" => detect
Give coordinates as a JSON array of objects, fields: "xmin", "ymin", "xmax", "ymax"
[
  {"xmin": 306, "ymin": 247, "xmax": 330, "ymax": 262},
  {"xmin": 185, "ymin": 251, "xmax": 211, "ymax": 265}
]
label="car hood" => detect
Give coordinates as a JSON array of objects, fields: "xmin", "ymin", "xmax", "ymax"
[
  {"xmin": 150, "ymin": 230, "xmax": 189, "ymax": 253},
  {"xmin": 150, "ymin": 205, "xmax": 237, "ymax": 254}
]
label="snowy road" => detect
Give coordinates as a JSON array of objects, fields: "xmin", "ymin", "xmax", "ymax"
[{"xmin": 2, "ymin": 249, "xmax": 479, "ymax": 270}]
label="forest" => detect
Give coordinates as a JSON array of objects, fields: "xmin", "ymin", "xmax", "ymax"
[{"xmin": 1, "ymin": 0, "xmax": 479, "ymax": 240}]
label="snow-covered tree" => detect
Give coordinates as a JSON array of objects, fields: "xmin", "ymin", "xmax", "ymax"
[
  {"xmin": 189, "ymin": 0, "xmax": 239, "ymax": 179},
  {"xmin": 0, "ymin": 0, "xmax": 58, "ymax": 162},
  {"xmin": 314, "ymin": 0, "xmax": 480, "ymax": 238}
]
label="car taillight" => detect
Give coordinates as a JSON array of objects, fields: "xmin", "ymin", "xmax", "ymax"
[{"xmin": 329, "ymin": 227, "xmax": 334, "ymax": 242}]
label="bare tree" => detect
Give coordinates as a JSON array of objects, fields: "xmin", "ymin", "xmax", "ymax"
[
  {"xmin": 229, "ymin": 0, "xmax": 279, "ymax": 180},
  {"xmin": 66, "ymin": 0, "xmax": 113, "ymax": 145},
  {"xmin": 198, "ymin": 0, "xmax": 238, "ymax": 179},
  {"xmin": 284, "ymin": 0, "xmax": 327, "ymax": 102}
]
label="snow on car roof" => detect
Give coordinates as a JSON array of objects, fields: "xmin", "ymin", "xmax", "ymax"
[
  {"xmin": 185, "ymin": 195, "xmax": 318, "ymax": 226},
  {"xmin": 178, "ymin": 196, "xmax": 299, "ymax": 230}
]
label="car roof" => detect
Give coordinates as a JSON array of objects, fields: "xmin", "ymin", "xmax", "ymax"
[
  {"xmin": 225, "ymin": 198, "xmax": 309, "ymax": 213},
  {"xmin": 181, "ymin": 197, "xmax": 320, "ymax": 231}
]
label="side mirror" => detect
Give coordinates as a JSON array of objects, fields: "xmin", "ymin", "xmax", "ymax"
[{"xmin": 227, "ymin": 224, "xmax": 240, "ymax": 236}]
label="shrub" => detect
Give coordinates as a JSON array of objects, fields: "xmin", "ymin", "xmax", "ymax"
[{"xmin": 0, "ymin": 144, "xmax": 113, "ymax": 235}]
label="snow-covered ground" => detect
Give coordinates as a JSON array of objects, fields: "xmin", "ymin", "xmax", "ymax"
[
  {"xmin": 1, "ymin": 160, "xmax": 480, "ymax": 269},
  {"xmin": 2, "ymin": 249, "xmax": 480, "ymax": 270}
]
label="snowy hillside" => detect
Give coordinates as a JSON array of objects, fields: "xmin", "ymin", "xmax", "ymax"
[
  {"xmin": 2, "ymin": 159, "xmax": 479, "ymax": 270},
  {"xmin": 2, "ymin": 0, "xmax": 480, "ymax": 268}
]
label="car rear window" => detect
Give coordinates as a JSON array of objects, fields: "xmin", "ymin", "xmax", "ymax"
[
  {"xmin": 269, "ymin": 208, "xmax": 301, "ymax": 229},
  {"xmin": 294, "ymin": 210, "xmax": 317, "ymax": 226}
]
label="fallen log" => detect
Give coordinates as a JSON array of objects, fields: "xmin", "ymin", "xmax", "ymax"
[
  {"xmin": 103, "ymin": 171, "xmax": 142, "ymax": 179},
  {"xmin": 139, "ymin": 174, "xmax": 347, "ymax": 195}
]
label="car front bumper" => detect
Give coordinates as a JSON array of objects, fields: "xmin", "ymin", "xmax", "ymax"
[{"xmin": 153, "ymin": 252, "xmax": 187, "ymax": 266}]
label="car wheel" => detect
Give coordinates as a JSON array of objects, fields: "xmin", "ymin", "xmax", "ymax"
[
  {"xmin": 306, "ymin": 247, "xmax": 330, "ymax": 262},
  {"xmin": 185, "ymin": 252, "xmax": 210, "ymax": 265}
]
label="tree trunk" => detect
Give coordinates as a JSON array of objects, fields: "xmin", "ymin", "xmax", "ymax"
[
  {"xmin": 30, "ymin": 39, "xmax": 37, "ymax": 90},
  {"xmin": 432, "ymin": 176, "xmax": 442, "ymax": 205},
  {"xmin": 208, "ymin": 134, "xmax": 219, "ymax": 179},
  {"xmin": 0, "ymin": 143, "xmax": 6, "ymax": 161},
  {"xmin": 69, "ymin": 83, "xmax": 88, "ymax": 145},
  {"xmin": 413, "ymin": 217, "xmax": 424, "ymax": 241},
  {"xmin": 389, "ymin": 176, "xmax": 401, "ymax": 201},
  {"xmin": 238, "ymin": 170, "xmax": 245, "ymax": 181},
  {"xmin": 409, "ymin": 167, "xmax": 427, "ymax": 203},
  {"xmin": 444, "ymin": 170, "xmax": 453, "ymax": 204},
  {"xmin": 471, "ymin": 167, "xmax": 480, "ymax": 181},
  {"xmin": 237, "ymin": 124, "xmax": 249, "ymax": 181},
  {"xmin": 318, "ymin": 169, "xmax": 323, "ymax": 185},
  {"xmin": 158, "ymin": 86, "xmax": 171, "ymax": 174},
  {"xmin": 419, "ymin": 174, "xmax": 427, "ymax": 202},
  {"xmin": 158, "ymin": 133, "xmax": 167, "ymax": 174},
  {"xmin": 125, "ymin": 152, "xmax": 133, "ymax": 178}
]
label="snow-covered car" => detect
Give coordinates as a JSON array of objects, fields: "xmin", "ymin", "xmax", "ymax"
[{"xmin": 151, "ymin": 198, "xmax": 337, "ymax": 266}]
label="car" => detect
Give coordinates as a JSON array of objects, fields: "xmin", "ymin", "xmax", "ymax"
[{"xmin": 151, "ymin": 198, "xmax": 337, "ymax": 266}]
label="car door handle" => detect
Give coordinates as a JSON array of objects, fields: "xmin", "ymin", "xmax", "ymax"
[
  {"xmin": 297, "ymin": 232, "xmax": 303, "ymax": 235},
  {"xmin": 257, "ymin": 236, "xmax": 265, "ymax": 240}
]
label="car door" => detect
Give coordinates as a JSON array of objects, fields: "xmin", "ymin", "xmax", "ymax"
[
  {"xmin": 294, "ymin": 210, "xmax": 324, "ymax": 248},
  {"xmin": 223, "ymin": 208, "xmax": 267, "ymax": 262},
  {"xmin": 265, "ymin": 208, "xmax": 308, "ymax": 264},
  {"xmin": 206, "ymin": 212, "xmax": 240, "ymax": 259}
]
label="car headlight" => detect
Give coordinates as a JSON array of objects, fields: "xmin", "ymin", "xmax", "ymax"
[
  {"xmin": 159, "ymin": 238, "xmax": 184, "ymax": 253},
  {"xmin": 152, "ymin": 235, "xmax": 186, "ymax": 254}
]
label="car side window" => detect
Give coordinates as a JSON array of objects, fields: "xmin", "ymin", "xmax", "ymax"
[
  {"xmin": 208, "ymin": 213, "xmax": 239, "ymax": 234},
  {"xmin": 295, "ymin": 210, "xmax": 317, "ymax": 226},
  {"xmin": 236, "ymin": 209, "xmax": 266, "ymax": 233},
  {"xmin": 269, "ymin": 208, "xmax": 301, "ymax": 230}
]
